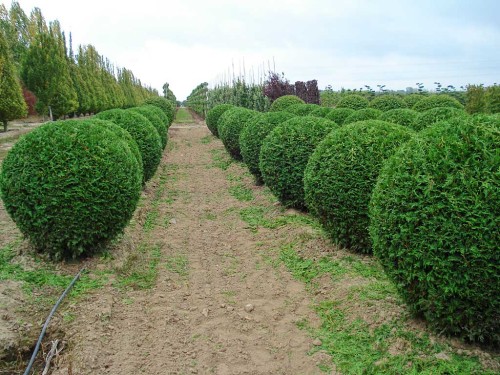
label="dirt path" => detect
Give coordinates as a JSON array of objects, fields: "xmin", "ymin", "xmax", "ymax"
[{"xmin": 53, "ymin": 121, "xmax": 328, "ymax": 374}]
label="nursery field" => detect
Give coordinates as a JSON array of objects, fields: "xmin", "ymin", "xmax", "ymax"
[{"xmin": 0, "ymin": 111, "xmax": 498, "ymax": 374}]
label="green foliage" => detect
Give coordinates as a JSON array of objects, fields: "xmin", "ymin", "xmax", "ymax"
[
  {"xmin": 240, "ymin": 111, "xmax": 296, "ymax": 183},
  {"xmin": 402, "ymin": 94, "xmax": 425, "ymax": 108},
  {"xmin": 144, "ymin": 97, "xmax": 175, "ymax": 125},
  {"xmin": 0, "ymin": 28, "xmax": 27, "ymax": 131},
  {"xmin": 0, "ymin": 119, "xmax": 142, "ymax": 259},
  {"xmin": 485, "ymin": 84, "xmax": 500, "ymax": 114},
  {"xmin": 128, "ymin": 106, "xmax": 168, "ymax": 149},
  {"xmin": 369, "ymin": 95, "xmax": 407, "ymax": 112},
  {"xmin": 305, "ymin": 120, "xmax": 414, "ymax": 252},
  {"xmin": 259, "ymin": 116, "xmax": 339, "ymax": 209},
  {"xmin": 413, "ymin": 106, "xmax": 467, "ymax": 132},
  {"xmin": 319, "ymin": 90, "xmax": 341, "ymax": 107},
  {"xmin": 285, "ymin": 103, "xmax": 321, "ymax": 116},
  {"xmin": 369, "ymin": 116, "xmax": 500, "ymax": 344},
  {"xmin": 205, "ymin": 104, "xmax": 234, "ymax": 137},
  {"xmin": 309, "ymin": 107, "xmax": 332, "ymax": 118},
  {"xmin": 95, "ymin": 109, "xmax": 162, "ymax": 182},
  {"xmin": 379, "ymin": 108, "xmax": 419, "ymax": 128},
  {"xmin": 218, "ymin": 107, "xmax": 260, "ymax": 160},
  {"xmin": 325, "ymin": 107, "xmax": 355, "ymax": 125},
  {"xmin": 412, "ymin": 94, "xmax": 464, "ymax": 112},
  {"xmin": 269, "ymin": 95, "xmax": 304, "ymax": 112},
  {"xmin": 344, "ymin": 108, "xmax": 382, "ymax": 124},
  {"xmin": 336, "ymin": 95, "xmax": 369, "ymax": 110},
  {"xmin": 186, "ymin": 82, "xmax": 208, "ymax": 117},
  {"xmin": 465, "ymin": 84, "xmax": 486, "ymax": 114},
  {"xmin": 208, "ymin": 78, "xmax": 270, "ymax": 112}
]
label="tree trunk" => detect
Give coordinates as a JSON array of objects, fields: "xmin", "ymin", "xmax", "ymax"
[{"xmin": 2, "ymin": 120, "xmax": 7, "ymax": 133}]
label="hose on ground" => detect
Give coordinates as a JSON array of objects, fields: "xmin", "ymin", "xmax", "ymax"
[{"xmin": 23, "ymin": 267, "xmax": 85, "ymax": 375}]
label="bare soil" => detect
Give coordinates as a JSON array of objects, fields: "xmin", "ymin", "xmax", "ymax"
[{"xmin": 51, "ymin": 120, "xmax": 328, "ymax": 374}]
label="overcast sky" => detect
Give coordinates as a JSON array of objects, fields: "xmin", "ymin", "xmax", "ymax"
[{"xmin": 3, "ymin": 0, "xmax": 499, "ymax": 99}]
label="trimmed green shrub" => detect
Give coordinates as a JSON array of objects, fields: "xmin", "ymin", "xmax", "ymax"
[
  {"xmin": 336, "ymin": 95, "xmax": 369, "ymax": 110},
  {"xmin": 206, "ymin": 104, "xmax": 234, "ymax": 137},
  {"xmin": 325, "ymin": 108, "xmax": 355, "ymax": 125},
  {"xmin": 269, "ymin": 95, "xmax": 305, "ymax": 112},
  {"xmin": 259, "ymin": 116, "xmax": 339, "ymax": 208},
  {"xmin": 412, "ymin": 94, "xmax": 464, "ymax": 112},
  {"xmin": 128, "ymin": 106, "xmax": 168, "ymax": 149},
  {"xmin": 218, "ymin": 107, "xmax": 260, "ymax": 160},
  {"xmin": 310, "ymin": 107, "xmax": 333, "ymax": 118},
  {"xmin": 369, "ymin": 116, "xmax": 500, "ymax": 345},
  {"xmin": 344, "ymin": 108, "xmax": 382, "ymax": 125},
  {"xmin": 379, "ymin": 108, "xmax": 419, "ymax": 129},
  {"xmin": 402, "ymin": 94, "xmax": 424, "ymax": 108},
  {"xmin": 0, "ymin": 119, "xmax": 142, "ymax": 259},
  {"xmin": 369, "ymin": 95, "xmax": 407, "ymax": 112},
  {"xmin": 143, "ymin": 97, "xmax": 175, "ymax": 124},
  {"xmin": 304, "ymin": 120, "xmax": 414, "ymax": 252},
  {"xmin": 413, "ymin": 107, "xmax": 467, "ymax": 132},
  {"xmin": 95, "ymin": 109, "xmax": 162, "ymax": 182},
  {"xmin": 240, "ymin": 111, "xmax": 296, "ymax": 183},
  {"xmin": 284, "ymin": 103, "xmax": 321, "ymax": 116}
]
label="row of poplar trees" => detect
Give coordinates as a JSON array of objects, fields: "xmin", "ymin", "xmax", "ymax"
[{"xmin": 0, "ymin": 2, "xmax": 158, "ymax": 131}]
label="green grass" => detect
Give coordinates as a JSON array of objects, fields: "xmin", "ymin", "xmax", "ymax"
[
  {"xmin": 210, "ymin": 149, "xmax": 233, "ymax": 170},
  {"xmin": 275, "ymin": 244, "xmax": 494, "ymax": 374},
  {"xmin": 116, "ymin": 243, "xmax": 162, "ymax": 289},
  {"xmin": 239, "ymin": 206, "xmax": 322, "ymax": 233},
  {"xmin": 229, "ymin": 184, "xmax": 254, "ymax": 201},
  {"xmin": 164, "ymin": 254, "xmax": 189, "ymax": 277},
  {"xmin": 201, "ymin": 135, "xmax": 214, "ymax": 144},
  {"xmin": 174, "ymin": 107, "xmax": 194, "ymax": 123}
]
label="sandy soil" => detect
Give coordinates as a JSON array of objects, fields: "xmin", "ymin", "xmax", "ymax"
[{"xmin": 51, "ymin": 120, "xmax": 329, "ymax": 374}]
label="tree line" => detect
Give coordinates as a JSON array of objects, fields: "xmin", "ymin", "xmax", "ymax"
[{"xmin": 0, "ymin": 2, "xmax": 165, "ymax": 131}]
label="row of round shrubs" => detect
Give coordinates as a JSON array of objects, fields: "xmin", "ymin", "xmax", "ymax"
[
  {"xmin": 205, "ymin": 97, "xmax": 499, "ymax": 345},
  {"xmin": 0, "ymin": 97, "xmax": 174, "ymax": 260}
]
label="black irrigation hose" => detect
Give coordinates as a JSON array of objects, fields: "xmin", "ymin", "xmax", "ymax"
[{"xmin": 23, "ymin": 267, "xmax": 86, "ymax": 375}]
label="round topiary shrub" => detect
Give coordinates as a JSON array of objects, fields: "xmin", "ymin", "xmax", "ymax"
[
  {"xmin": 218, "ymin": 107, "xmax": 260, "ymax": 160},
  {"xmin": 240, "ymin": 111, "xmax": 296, "ymax": 183},
  {"xmin": 369, "ymin": 116, "xmax": 499, "ymax": 345},
  {"xmin": 270, "ymin": 95, "xmax": 305, "ymax": 112},
  {"xmin": 379, "ymin": 108, "xmax": 419, "ymax": 129},
  {"xmin": 369, "ymin": 95, "xmax": 407, "ymax": 112},
  {"xmin": 285, "ymin": 103, "xmax": 321, "ymax": 116},
  {"xmin": 336, "ymin": 95, "xmax": 369, "ymax": 110},
  {"xmin": 0, "ymin": 119, "xmax": 142, "ymax": 259},
  {"xmin": 304, "ymin": 120, "xmax": 414, "ymax": 252},
  {"xmin": 402, "ymin": 94, "xmax": 425, "ymax": 108},
  {"xmin": 413, "ymin": 106, "xmax": 467, "ymax": 132},
  {"xmin": 95, "ymin": 109, "xmax": 162, "ymax": 182},
  {"xmin": 206, "ymin": 104, "xmax": 234, "ymax": 137},
  {"xmin": 128, "ymin": 106, "xmax": 168, "ymax": 149},
  {"xmin": 310, "ymin": 107, "xmax": 333, "ymax": 118},
  {"xmin": 143, "ymin": 97, "xmax": 175, "ymax": 125},
  {"xmin": 412, "ymin": 94, "xmax": 464, "ymax": 112},
  {"xmin": 259, "ymin": 116, "xmax": 339, "ymax": 208},
  {"xmin": 325, "ymin": 108, "xmax": 355, "ymax": 125},
  {"xmin": 344, "ymin": 108, "xmax": 382, "ymax": 125}
]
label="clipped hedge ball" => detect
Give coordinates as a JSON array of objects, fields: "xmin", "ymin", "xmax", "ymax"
[
  {"xmin": 402, "ymin": 94, "xmax": 424, "ymax": 108},
  {"xmin": 325, "ymin": 108, "xmax": 355, "ymax": 125},
  {"xmin": 379, "ymin": 108, "xmax": 419, "ymax": 129},
  {"xmin": 218, "ymin": 107, "xmax": 260, "ymax": 160},
  {"xmin": 240, "ymin": 111, "xmax": 296, "ymax": 183},
  {"xmin": 336, "ymin": 95, "xmax": 369, "ymax": 110},
  {"xmin": 95, "ymin": 109, "xmax": 162, "ymax": 182},
  {"xmin": 310, "ymin": 107, "xmax": 333, "ymax": 118},
  {"xmin": 206, "ymin": 104, "xmax": 234, "ymax": 137},
  {"xmin": 304, "ymin": 120, "xmax": 414, "ymax": 252},
  {"xmin": 369, "ymin": 116, "xmax": 500, "ymax": 344},
  {"xmin": 128, "ymin": 106, "xmax": 168, "ymax": 148},
  {"xmin": 285, "ymin": 103, "xmax": 321, "ymax": 116},
  {"xmin": 143, "ymin": 97, "xmax": 175, "ymax": 124},
  {"xmin": 344, "ymin": 108, "xmax": 383, "ymax": 125},
  {"xmin": 369, "ymin": 95, "xmax": 407, "ymax": 112},
  {"xmin": 259, "ymin": 116, "xmax": 339, "ymax": 208},
  {"xmin": 0, "ymin": 119, "xmax": 142, "ymax": 259},
  {"xmin": 413, "ymin": 106, "xmax": 467, "ymax": 132},
  {"xmin": 412, "ymin": 94, "xmax": 464, "ymax": 112},
  {"xmin": 270, "ymin": 95, "xmax": 305, "ymax": 112}
]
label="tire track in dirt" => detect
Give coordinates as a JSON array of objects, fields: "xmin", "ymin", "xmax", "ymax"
[{"xmin": 54, "ymin": 122, "xmax": 329, "ymax": 375}]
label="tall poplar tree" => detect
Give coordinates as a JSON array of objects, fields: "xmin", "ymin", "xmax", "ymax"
[{"xmin": 0, "ymin": 29, "xmax": 27, "ymax": 131}]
